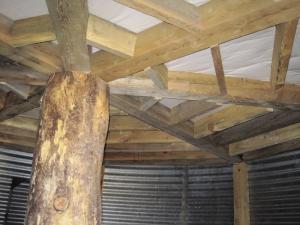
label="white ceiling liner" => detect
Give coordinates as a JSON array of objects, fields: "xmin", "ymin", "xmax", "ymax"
[
  {"xmin": 0, "ymin": 0, "xmax": 209, "ymax": 33},
  {"xmin": 0, "ymin": 0, "xmax": 299, "ymax": 84},
  {"xmin": 167, "ymin": 20, "xmax": 300, "ymax": 84}
]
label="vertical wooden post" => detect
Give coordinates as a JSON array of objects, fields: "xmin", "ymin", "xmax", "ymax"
[
  {"xmin": 233, "ymin": 162, "xmax": 250, "ymax": 225},
  {"xmin": 25, "ymin": 71, "xmax": 109, "ymax": 225}
]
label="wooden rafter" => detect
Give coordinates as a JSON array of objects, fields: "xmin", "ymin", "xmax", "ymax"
[
  {"xmin": 229, "ymin": 122, "xmax": 300, "ymax": 156},
  {"xmin": 95, "ymin": 0, "xmax": 300, "ymax": 81},
  {"xmin": 193, "ymin": 105, "xmax": 273, "ymax": 138},
  {"xmin": 211, "ymin": 110, "xmax": 300, "ymax": 145},
  {"xmin": 0, "ymin": 15, "xmax": 62, "ymax": 74},
  {"xmin": 270, "ymin": 19, "xmax": 298, "ymax": 90},
  {"xmin": 110, "ymin": 71, "xmax": 300, "ymax": 109},
  {"xmin": 10, "ymin": 14, "xmax": 137, "ymax": 58},
  {"xmin": 114, "ymin": 0, "xmax": 202, "ymax": 33},
  {"xmin": 46, "ymin": 0, "xmax": 90, "ymax": 72},
  {"xmin": 110, "ymin": 94, "xmax": 240, "ymax": 163}
]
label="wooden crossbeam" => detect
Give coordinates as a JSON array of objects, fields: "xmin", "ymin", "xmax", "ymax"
[
  {"xmin": 104, "ymin": 150, "xmax": 224, "ymax": 164},
  {"xmin": 169, "ymin": 100, "xmax": 218, "ymax": 125},
  {"xmin": 87, "ymin": 15, "xmax": 136, "ymax": 57},
  {"xmin": 0, "ymin": 15, "xmax": 62, "ymax": 74},
  {"xmin": 0, "ymin": 90, "xmax": 42, "ymax": 122},
  {"xmin": 109, "ymin": 71, "xmax": 300, "ymax": 109},
  {"xmin": 110, "ymin": 94, "xmax": 240, "ymax": 163},
  {"xmin": 211, "ymin": 45, "xmax": 227, "ymax": 95},
  {"xmin": 95, "ymin": 0, "xmax": 300, "ymax": 81},
  {"xmin": 270, "ymin": 19, "xmax": 298, "ymax": 90},
  {"xmin": 193, "ymin": 105, "xmax": 273, "ymax": 138},
  {"xmin": 46, "ymin": 0, "xmax": 90, "ymax": 72},
  {"xmin": 211, "ymin": 110, "xmax": 300, "ymax": 145},
  {"xmin": 243, "ymin": 138, "xmax": 300, "ymax": 161},
  {"xmin": 114, "ymin": 0, "xmax": 202, "ymax": 33},
  {"xmin": 233, "ymin": 162, "xmax": 250, "ymax": 225},
  {"xmin": 229, "ymin": 123, "xmax": 300, "ymax": 156},
  {"xmin": 10, "ymin": 14, "xmax": 137, "ymax": 58},
  {"xmin": 144, "ymin": 64, "xmax": 168, "ymax": 89}
]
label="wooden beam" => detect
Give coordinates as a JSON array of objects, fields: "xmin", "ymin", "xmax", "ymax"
[
  {"xmin": 233, "ymin": 162, "xmax": 250, "ymax": 225},
  {"xmin": 139, "ymin": 97, "xmax": 160, "ymax": 111},
  {"xmin": 87, "ymin": 14, "xmax": 136, "ymax": 57},
  {"xmin": 95, "ymin": 0, "xmax": 300, "ymax": 81},
  {"xmin": 11, "ymin": 15, "xmax": 55, "ymax": 47},
  {"xmin": 109, "ymin": 71, "xmax": 300, "ymax": 109},
  {"xmin": 243, "ymin": 138, "xmax": 300, "ymax": 161},
  {"xmin": 144, "ymin": 64, "xmax": 168, "ymax": 89},
  {"xmin": 211, "ymin": 45, "xmax": 227, "ymax": 95},
  {"xmin": 270, "ymin": 19, "xmax": 298, "ymax": 90},
  {"xmin": 46, "ymin": 0, "xmax": 90, "ymax": 72},
  {"xmin": 110, "ymin": 94, "xmax": 240, "ymax": 163},
  {"xmin": 229, "ymin": 122, "xmax": 300, "ymax": 156},
  {"xmin": 107, "ymin": 130, "xmax": 180, "ymax": 144},
  {"xmin": 10, "ymin": 14, "xmax": 137, "ymax": 58},
  {"xmin": 0, "ymin": 15, "xmax": 62, "ymax": 74},
  {"xmin": 193, "ymin": 105, "xmax": 272, "ymax": 138},
  {"xmin": 25, "ymin": 71, "xmax": 109, "ymax": 225},
  {"xmin": 104, "ymin": 150, "xmax": 220, "ymax": 162},
  {"xmin": 211, "ymin": 110, "xmax": 300, "ymax": 145},
  {"xmin": 114, "ymin": 0, "xmax": 201, "ymax": 33},
  {"xmin": 169, "ymin": 100, "xmax": 219, "ymax": 125},
  {"xmin": 0, "ymin": 89, "xmax": 42, "ymax": 122}
]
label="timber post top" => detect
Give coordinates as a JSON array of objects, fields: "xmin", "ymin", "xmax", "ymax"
[{"xmin": 0, "ymin": 0, "xmax": 299, "ymax": 164}]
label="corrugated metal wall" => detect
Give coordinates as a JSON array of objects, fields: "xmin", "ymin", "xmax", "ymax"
[
  {"xmin": 0, "ymin": 148, "xmax": 31, "ymax": 225},
  {"xmin": 1, "ymin": 146, "xmax": 300, "ymax": 225},
  {"xmin": 248, "ymin": 149, "xmax": 300, "ymax": 225},
  {"xmin": 102, "ymin": 164, "xmax": 233, "ymax": 225}
]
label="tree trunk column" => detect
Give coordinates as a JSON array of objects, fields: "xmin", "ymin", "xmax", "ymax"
[{"xmin": 26, "ymin": 71, "xmax": 109, "ymax": 225}]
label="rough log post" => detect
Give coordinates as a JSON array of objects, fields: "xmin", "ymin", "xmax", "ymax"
[{"xmin": 25, "ymin": 71, "xmax": 109, "ymax": 225}]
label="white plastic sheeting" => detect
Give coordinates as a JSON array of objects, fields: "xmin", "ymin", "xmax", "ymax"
[{"xmin": 0, "ymin": 0, "xmax": 299, "ymax": 84}]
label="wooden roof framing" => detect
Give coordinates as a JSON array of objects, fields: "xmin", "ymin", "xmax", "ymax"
[{"xmin": 0, "ymin": 0, "xmax": 300, "ymax": 165}]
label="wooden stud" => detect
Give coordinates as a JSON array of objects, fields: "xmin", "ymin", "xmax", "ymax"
[
  {"xmin": 114, "ymin": 0, "xmax": 202, "ymax": 33},
  {"xmin": 233, "ymin": 162, "xmax": 250, "ymax": 225},
  {"xmin": 229, "ymin": 122, "xmax": 300, "ymax": 156},
  {"xmin": 211, "ymin": 45, "xmax": 227, "ymax": 95},
  {"xmin": 270, "ymin": 19, "xmax": 298, "ymax": 90},
  {"xmin": 46, "ymin": 0, "xmax": 90, "ymax": 72},
  {"xmin": 25, "ymin": 72, "xmax": 109, "ymax": 225}
]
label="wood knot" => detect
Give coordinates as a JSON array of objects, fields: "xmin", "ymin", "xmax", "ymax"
[{"xmin": 53, "ymin": 196, "xmax": 69, "ymax": 212}]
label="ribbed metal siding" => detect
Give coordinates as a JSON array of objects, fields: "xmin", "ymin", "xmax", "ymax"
[
  {"xmin": 248, "ymin": 149, "xmax": 300, "ymax": 225},
  {"xmin": 0, "ymin": 148, "xmax": 32, "ymax": 225},
  {"xmin": 102, "ymin": 164, "xmax": 233, "ymax": 225}
]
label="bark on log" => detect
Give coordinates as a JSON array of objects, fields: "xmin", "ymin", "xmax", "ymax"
[{"xmin": 25, "ymin": 71, "xmax": 109, "ymax": 225}]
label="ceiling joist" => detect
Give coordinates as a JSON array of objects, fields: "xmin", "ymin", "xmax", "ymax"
[
  {"xmin": 114, "ymin": 0, "xmax": 202, "ymax": 33},
  {"xmin": 95, "ymin": 0, "xmax": 300, "ymax": 81}
]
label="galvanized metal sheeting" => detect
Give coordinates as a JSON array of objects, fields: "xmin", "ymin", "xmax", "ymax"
[
  {"xmin": 0, "ymin": 148, "xmax": 31, "ymax": 224},
  {"xmin": 102, "ymin": 164, "xmax": 233, "ymax": 225},
  {"xmin": 1, "ymin": 146, "xmax": 300, "ymax": 225},
  {"xmin": 248, "ymin": 149, "xmax": 300, "ymax": 225}
]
